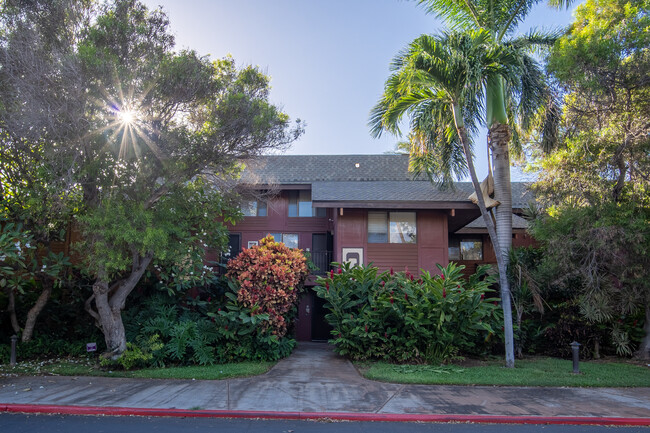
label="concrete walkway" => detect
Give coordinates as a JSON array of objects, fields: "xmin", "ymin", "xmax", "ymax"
[{"xmin": 1, "ymin": 342, "xmax": 649, "ymax": 423}]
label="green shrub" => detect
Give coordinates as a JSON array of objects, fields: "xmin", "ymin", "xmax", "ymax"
[
  {"xmin": 0, "ymin": 344, "xmax": 10, "ymax": 363},
  {"xmin": 16, "ymin": 337, "xmax": 90, "ymax": 359},
  {"xmin": 122, "ymin": 280, "xmax": 297, "ymax": 367},
  {"xmin": 100, "ymin": 335, "xmax": 163, "ymax": 370},
  {"xmin": 115, "ymin": 236, "xmax": 312, "ymax": 368},
  {"xmin": 314, "ymin": 262, "xmax": 502, "ymax": 363}
]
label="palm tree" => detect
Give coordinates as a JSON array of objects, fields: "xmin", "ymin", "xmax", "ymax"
[{"xmin": 371, "ymin": 25, "xmax": 559, "ymax": 366}]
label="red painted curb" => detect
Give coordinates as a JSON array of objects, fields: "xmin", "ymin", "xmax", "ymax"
[{"xmin": 2, "ymin": 404, "xmax": 650, "ymax": 426}]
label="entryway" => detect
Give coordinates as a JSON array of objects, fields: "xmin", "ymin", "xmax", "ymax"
[{"xmin": 295, "ymin": 289, "xmax": 333, "ymax": 341}]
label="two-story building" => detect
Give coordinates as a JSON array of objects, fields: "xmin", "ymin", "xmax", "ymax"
[{"xmin": 227, "ymin": 154, "xmax": 535, "ymax": 340}]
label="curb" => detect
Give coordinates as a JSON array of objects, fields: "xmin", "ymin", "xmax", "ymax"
[{"xmin": 2, "ymin": 404, "xmax": 650, "ymax": 426}]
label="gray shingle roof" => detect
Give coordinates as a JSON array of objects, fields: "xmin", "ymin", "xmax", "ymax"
[
  {"xmin": 240, "ymin": 154, "xmax": 425, "ymax": 183},
  {"xmin": 457, "ymin": 214, "xmax": 530, "ymax": 232},
  {"xmin": 240, "ymin": 155, "xmax": 534, "ymax": 209},
  {"xmin": 312, "ymin": 181, "xmax": 474, "ymax": 202}
]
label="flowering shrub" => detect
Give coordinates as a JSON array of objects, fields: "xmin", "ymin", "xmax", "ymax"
[
  {"xmin": 314, "ymin": 262, "xmax": 502, "ymax": 363},
  {"xmin": 226, "ymin": 235, "xmax": 309, "ymax": 337}
]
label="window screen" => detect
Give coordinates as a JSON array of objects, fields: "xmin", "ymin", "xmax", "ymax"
[{"xmin": 368, "ymin": 211, "xmax": 388, "ymax": 243}]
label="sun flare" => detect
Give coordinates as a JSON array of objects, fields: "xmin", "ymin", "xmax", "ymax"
[
  {"xmin": 95, "ymin": 80, "xmax": 163, "ymax": 162},
  {"xmin": 118, "ymin": 108, "xmax": 138, "ymax": 125}
]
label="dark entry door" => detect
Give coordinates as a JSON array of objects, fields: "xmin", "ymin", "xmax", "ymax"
[
  {"xmin": 310, "ymin": 233, "xmax": 334, "ymax": 340},
  {"xmin": 222, "ymin": 233, "xmax": 241, "ymax": 262},
  {"xmin": 311, "ymin": 292, "xmax": 333, "ymax": 341}
]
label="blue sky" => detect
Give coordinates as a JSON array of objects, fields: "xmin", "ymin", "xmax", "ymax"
[{"xmin": 142, "ymin": 0, "xmax": 576, "ymax": 180}]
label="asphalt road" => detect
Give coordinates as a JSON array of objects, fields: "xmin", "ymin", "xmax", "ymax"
[{"xmin": 1, "ymin": 414, "xmax": 648, "ymax": 433}]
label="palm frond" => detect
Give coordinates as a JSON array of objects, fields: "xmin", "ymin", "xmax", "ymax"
[
  {"xmin": 505, "ymin": 28, "xmax": 564, "ymax": 55},
  {"xmin": 414, "ymin": 0, "xmax": 483, "ymax": 30},
  {"xmin": 538, "ymin": 86, "xmax": 562, "ymax": 154},
  {"xmin": 371, "ymin": 28, "xmax": 496, "ymax": 184},
  {"xmin": 546, "ymin": 0, "xmax": 576, "ymax": 10}
]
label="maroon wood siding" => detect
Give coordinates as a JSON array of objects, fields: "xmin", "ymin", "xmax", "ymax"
[
  {"xmin": 416, "ymin": 210, "xmax": 448, "ymax": 275},
  {"xmin": 227, "ymin": 190, "xmax": 331, "ymax": 251},
  {"xmin": 333, "ymin": 208, "xmax": 448, "ymax": 275},
  {"xmin": 367, "ymin": 243, "xmax": 418, "ymax": 272},
  {"xmin": 333, "ymin": 208, "xmax": 366, "ymax": 263}
]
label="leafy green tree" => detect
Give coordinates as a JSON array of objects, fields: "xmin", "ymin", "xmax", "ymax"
[
  {"xmin": 0, "ymin": 220, "xmax": 71, "ymax": 342},
  {"xmin": 0, "ymin": 0, "xmax": 87, "ymax": 342},
  {"xmin": 539, "ymin": 0, "xmax": 649, "ymax": 206},
  {"xmin": 532, "ymin": 0, "xmax": 650, "ymax": 358},
  {"xmin": 371, "ymin": 0, "xmax": 566, "ymax": 365},
  {"xmin": 0, "ymin": 0, "xmax": 302, "ymax": 358}
]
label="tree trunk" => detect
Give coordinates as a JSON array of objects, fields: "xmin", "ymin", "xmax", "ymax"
[
  {"xmin": 22, "ymin": 279, "xmax": 53, "ymax": 342},
  {"xmin": 88, "ymin": 251, "xmax": 154, "ymax": 359},
  {"xmin": 636, "ymin": 304, "xmax": 650, "ymax": 360},
  {"xmin": 453, "ymin": 112, "xmax": 514, "ymax": 367},
  {"xmin": 489, "ymin": 122, "xmax": 515, "ymax": 368},
  {"xmin": 6, "ymin": 288, "xmax": 20, "ymax": 334},
  {"xmin": 490, "ymin": 123, "xmax": 513, "ymax": 263},
  {"xmin": 93, "ymin": 281, "xmax": 127, "ymax": 359}
]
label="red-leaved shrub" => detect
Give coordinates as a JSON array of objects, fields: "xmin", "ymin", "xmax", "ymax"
[{"xmin": 226, "ymin": 235, "xmax": 309, "ymax": 337}]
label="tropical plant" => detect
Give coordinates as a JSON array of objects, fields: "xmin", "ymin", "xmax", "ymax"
[
  {"xmin": 314, "ymin": 262, "xmax": 501, "ymax": 363},
  {"xmin": 0, "ymin": 220, "xmax": 72, "ymax": 342},
  {"xmin": 121, "ymin": 281, "xmax": 296, "ymax": 368},
  {"xmin": 370, "ymin": 0, "xmax": 569, "ymax": 367},
  {"xmin": 507, "ymin": 247, "xmax": 545, "ymax": 357},
  {"xmin": 226, "ymin": 235, "xmax": 309, "ymax": 337}
]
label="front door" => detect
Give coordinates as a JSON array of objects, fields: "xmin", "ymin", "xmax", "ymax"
[
  {"xmin": 311, "ymin": 293, "xmax": 333, "ymax": 341},
  {"xmin": 295, "ymin": 291, "xmax": 314, "ymax": 341}
]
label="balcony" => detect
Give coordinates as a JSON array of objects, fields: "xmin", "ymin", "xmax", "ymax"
[{"xmin": 309, "ymin": 250, "xmax": 332, "ymax": 275}]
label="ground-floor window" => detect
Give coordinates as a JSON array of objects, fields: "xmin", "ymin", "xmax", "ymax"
[{"xmin": 448, "ymin": 237, "xmax": 483, "ymax": 261}]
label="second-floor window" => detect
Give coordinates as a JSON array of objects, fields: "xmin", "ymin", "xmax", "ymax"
[
  {"xmin": 269, "ymin": 233, "xmax": 298, "ymax": 249},
  {"xmin": 368, "ymin": 211, "xmax": 417, "ymax": 244},
  {"xmin": 241, "ymin": 200, "xmax": 267, "ymax": 217},
  {"xmin": 288, "ymin": 190, "xmax": 326, "ymax": 217}
]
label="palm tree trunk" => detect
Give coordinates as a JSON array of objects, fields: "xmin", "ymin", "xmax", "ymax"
[
  {"xmin": 484, "ymin": 72, "xmax": 516, "ymax": 367},
  {"xmin": 489, "ymin": 121, "xmax": 515, "ymax": 368},
  {"xmin": 453, "ymin": 103, "xmax": 514, "ymax": 367}
]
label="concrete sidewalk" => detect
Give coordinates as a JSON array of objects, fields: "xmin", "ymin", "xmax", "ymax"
[{"xmin": 1, "ymin": 342, "xmax": 649, "ymax": 424}]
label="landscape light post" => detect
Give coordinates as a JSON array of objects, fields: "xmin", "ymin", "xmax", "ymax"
[
  {"xmin": 570, "ymin": 341, "xmax": 581, "ymax": 374},
  {"xmin": 10, "ymin": 335, "xmax": 18, "ymax": 366}
]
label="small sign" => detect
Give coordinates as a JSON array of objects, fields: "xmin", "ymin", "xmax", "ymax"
[
  {"xmin": 342, "ymin": 248, "xmax": 363, "ymax": 267},
  {"xmin": 86, "ymin": 342, "xmax": 97, "ymax": 352}
]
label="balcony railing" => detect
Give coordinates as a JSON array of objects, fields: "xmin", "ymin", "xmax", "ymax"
[
  {"xmin": 217, "ymin": 248, "xmax": 332, "ymax": 277},
  {"xmin": 309, "ymin": 250, "xmax": 332, "ymax": 275}
]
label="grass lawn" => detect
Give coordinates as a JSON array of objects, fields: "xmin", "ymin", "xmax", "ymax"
[
  {"xmin": 0, "ymin": 357, "xmax": 273, "ymax": 380},
  {"xmin": 357, "ymin": 357, "xmax": 650, "ymax": 387}
]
